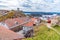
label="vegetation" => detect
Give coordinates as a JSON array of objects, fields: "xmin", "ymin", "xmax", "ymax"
[
  {"xmin": 0, "ymin": 11, "xmax": 14, "ymax": 21},
  {"xmin": 53, "ymin": 25, "xmax": 60, "ymax": 32},
  {"xmin": 0, "ymin": 10, "xmax": 26, "ymax": 21},
  {"xmin": 53, "ymin": 25, "xmax": 60, "ymax": 28},
  {"xmin": 24, "ymin": 24, "xmax": 60, "ymax": 40}
]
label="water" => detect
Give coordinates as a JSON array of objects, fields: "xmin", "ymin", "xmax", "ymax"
[
  {"xmin": 24, "ymin": 12, "xmax": 60, "ymax": 15},
  {"xmin": 24, "ymin": 12, "xmax": 60, "ymax": 17}
]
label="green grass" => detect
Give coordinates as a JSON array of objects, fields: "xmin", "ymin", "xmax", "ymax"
[
  {"xmin": 24, "ymin": 25, "xmax": 60, "ymax": 40},
  {"xmin": 53, "ymin": 25, "xmax": 60, "ymax": 33}
]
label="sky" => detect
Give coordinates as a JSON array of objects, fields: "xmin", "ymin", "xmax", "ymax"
[{"xmin": 0, "ymin": 0, "xmax": 60, "ymax": 12}]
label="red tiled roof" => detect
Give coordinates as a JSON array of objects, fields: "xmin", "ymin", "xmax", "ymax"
[
  {"xmin": 4, "ymin": 17, "xmax": 38, "ymax": 28},
  {"xmin": 0, "ymin": 26, "xmax": 24, "ymax": 40},
  {"xmin": 13, "ymin": 18, "xmax": 25, "ymax": 24},
  {"xmin": 23, "ymin": 18, "xmax": 39, "ymax": 27},
  {"xmin": 31, "ymin": 18, "xmax": 38, "ymax": 21},
  {"xmin": 5, "ymin": 19, "xmax": 15, "ymax": 27},
  {"xmin": 5, "ymin": 18, "xmax": 26, "ymax": 28},
  {"xmin": 23, "ymin": 21, "xmax": 34, "ymax": 27}
]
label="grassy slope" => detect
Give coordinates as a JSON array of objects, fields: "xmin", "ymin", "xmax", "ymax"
[{"xmin": 24, "ymin": 24, "xmax": 60, "ymax": 40}]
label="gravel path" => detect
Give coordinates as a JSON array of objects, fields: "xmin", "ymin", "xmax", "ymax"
[{"xmin": 46, "ymin": 23, "xmax": 60, "ymax": 35}]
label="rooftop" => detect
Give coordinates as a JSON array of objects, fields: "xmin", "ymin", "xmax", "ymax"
[{"xmin": 0, "ymin": 26, "xmax": 24, "ymax": 40}]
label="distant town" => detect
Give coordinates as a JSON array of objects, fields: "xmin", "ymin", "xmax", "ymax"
[{"xmin": 0, "ymin": 8, "xmax": 60, "ymax": 40}]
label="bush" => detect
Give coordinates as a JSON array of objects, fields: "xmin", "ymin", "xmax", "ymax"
[{"xmin": 53, "ymin": 25, "xmax": 60, "ymax": 28}]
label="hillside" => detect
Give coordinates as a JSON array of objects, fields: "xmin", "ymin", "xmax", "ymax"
[
  {"xmin": 0, "ymin": 10, "xmax": 26, "ymax": 21},
  {"xmin": 24, "ymin": 24, "xmax": 60, "ymax": 40}
]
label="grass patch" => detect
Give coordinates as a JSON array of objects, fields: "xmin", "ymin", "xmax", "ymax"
[{"xmin": 53, "ymin": 25, "xmax": 60, "ymax": 32}]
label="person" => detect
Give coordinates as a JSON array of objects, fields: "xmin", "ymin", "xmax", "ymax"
[
  {"xmin": 47, "ymin": 19, "xmax": 51, "ymax": 23},
  {"xmin": 47, "ymin": 19, "xmax": 51, "ymax": 31}
]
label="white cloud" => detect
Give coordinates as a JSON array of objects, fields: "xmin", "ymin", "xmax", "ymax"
[
  {"xmin": 19, "ymin": 0, "xmax": 60, "ymax": 12},
  {"xmin": 0, "ymin": 0, "xmax": 19, "ymax": 10},
  {"xmin": 0, "ymin": 0, "xmax": 60, "ymax": 12}
]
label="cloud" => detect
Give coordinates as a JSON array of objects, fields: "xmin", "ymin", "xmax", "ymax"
[
  {"xmin": 0, "ymin": 0, "xmax": 60, "ymax": 12},
  {"xmin": 0, "ymin": 0, "xmax": 19, "ymax": 10},
  {"xmin": 19, "ymin": 0, "xmax": 60, "ymax": 12}
]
